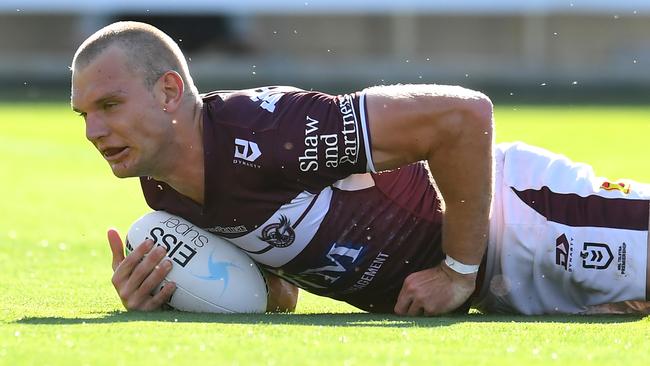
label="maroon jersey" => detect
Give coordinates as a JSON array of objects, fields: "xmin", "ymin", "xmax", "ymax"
[{"xmin": 141, "ymin": 87, "xmax": 444, "ymax": 312}]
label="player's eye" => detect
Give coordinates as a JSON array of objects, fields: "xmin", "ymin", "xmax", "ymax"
[{"xmin": 103, "ymin": 102, "xmax": 118, "ymax": 111}]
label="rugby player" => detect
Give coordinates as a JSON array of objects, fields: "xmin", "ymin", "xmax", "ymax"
[{"xmin": 70, "ymin": 21, "xmax": 650, "ymax": 315}]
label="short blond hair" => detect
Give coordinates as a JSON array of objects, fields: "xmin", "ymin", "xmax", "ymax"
[{"xmin": 72, "ymin": 21, "xmax": 198, "ymax": 96}]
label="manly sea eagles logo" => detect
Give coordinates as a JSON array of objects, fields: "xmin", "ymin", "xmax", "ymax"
[{"xmin": 259, "ymin": 215, "xmax": 296, "ymax": 248}]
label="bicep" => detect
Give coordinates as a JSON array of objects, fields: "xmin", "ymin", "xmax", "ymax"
[{"xmin": 364, "ymin": 84, "xmax": 492, "ymax": 171}]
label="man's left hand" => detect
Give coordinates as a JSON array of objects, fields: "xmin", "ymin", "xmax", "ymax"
[{"xmin": 394, "ymin": 262, "xmax": 477, "ymax": 316}]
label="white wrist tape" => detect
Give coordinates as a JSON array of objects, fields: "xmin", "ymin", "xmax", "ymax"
[{"xmin": 444, "ymin": 255, "xmax": 480, "ymax": 275}]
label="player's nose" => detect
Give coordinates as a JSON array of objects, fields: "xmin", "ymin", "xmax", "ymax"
[{"xmin": 85, "ymin": 113, "xmax": 110, "ymax": 142}]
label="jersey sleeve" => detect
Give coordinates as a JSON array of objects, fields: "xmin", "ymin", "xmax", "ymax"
[{"xmin": 269, "ymin": 88, "xmax": 376, "ymax": 190}]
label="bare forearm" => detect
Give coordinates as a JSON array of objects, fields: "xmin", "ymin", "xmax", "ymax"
[{"xmin": 428, "ymin": 106, "xmax": 493, "ymax": 265}]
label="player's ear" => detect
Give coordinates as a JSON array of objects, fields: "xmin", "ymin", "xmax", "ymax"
[{"xmin": 158, "ymin": 70, "xmax": 184, "ymax": 113}]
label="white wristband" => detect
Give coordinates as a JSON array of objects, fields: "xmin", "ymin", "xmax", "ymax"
[{"xmin": 444, "ymin": 255, "xmax": 480, "ymax": 275}]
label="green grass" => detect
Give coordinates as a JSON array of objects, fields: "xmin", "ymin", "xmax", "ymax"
[{"xmin": 1, "ymin": 103, "xmax": 650, "ymax": 365}]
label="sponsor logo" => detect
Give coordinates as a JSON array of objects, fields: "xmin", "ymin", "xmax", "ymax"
[
  {"xmin": 337, "ymin": 94, "xmax": 360, "ymax": 167},
  {"xmin": 555, "ymin": 234, "xmax": 570, "ymax": 270},
  {"xmin": 234, "ymin": 138, "xmax": 262, "ymax": 162},
  {"xmin": 600, "ymin": 181, "xmax": 631, "ymax": 194},
  {"xmin": 190, "ymin": 248, "xmax": 240, "ymax": 296},
  {"xmin": 344, "ymin": 252, "xmax": 390, "ymax": 293},
  {"xmin": 147, "ymin": 226, "xmax": 199, "ymax": 268},
  {"xmin": 617, "ymin": 242, "xmax": 627, "ymax": 275},
  {"xmin": 273, "ymin": 243, "xmax": 364, "ymax": 290},
  {"xmin": 297, "ymin": 94, "xmax": 360, "ymax": 172},
  {"xmin": 554, "ymin": 234, "xmax": 574, "ymax": 272},
  {"xmin": 580, "ymin": 242, "xmax": 613, "ymax": 270},
  {"xmin": 298, "ymin": 116, "xmax": 339, "ymax": 172},
  {"xmin": 259, "ymin": 215, "xmax": 296, "ymax": 248},
  {"xmin": 206, "ymin": 225, "xmax": 248, "ymax": 235}
]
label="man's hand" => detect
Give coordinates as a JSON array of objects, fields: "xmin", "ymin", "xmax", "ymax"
[
  {"xmin": 264, "ymin": 272, "xmax": 299, "ymax": 313},
  {"xmin": 394, "ymin": 262, "xmax": 476, "ymax": 316},
  {"xmin": 107, "ymin": 229, "xmax": 176, "ymax": 311}
]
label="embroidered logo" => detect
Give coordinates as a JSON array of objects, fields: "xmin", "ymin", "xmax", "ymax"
[{"xmin": 259, "ymin": 215, "xmax": 295, "ymax": 248}]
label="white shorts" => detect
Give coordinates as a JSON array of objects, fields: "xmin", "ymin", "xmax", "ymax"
[{"xmin": 474, "ymin": 142, "xmax": 650, "ymax": 314}]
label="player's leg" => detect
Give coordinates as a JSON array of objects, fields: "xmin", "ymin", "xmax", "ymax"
[{"xmin": 474, "ymin": 142, "xmax": 650, "ymax": 315}]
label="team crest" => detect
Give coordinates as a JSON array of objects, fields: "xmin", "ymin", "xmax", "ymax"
[{"xmin": 259, "ymin": 215, "xmax": 295, "ymax": 248}]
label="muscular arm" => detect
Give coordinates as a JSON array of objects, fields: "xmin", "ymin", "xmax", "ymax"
[{"xmin": 365, "ymin": 84, "xmax": 494, "ymax": 315}]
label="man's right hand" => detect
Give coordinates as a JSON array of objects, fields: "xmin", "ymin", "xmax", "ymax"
[{"xmin": 107, "ymin": 229, "xmax": 176, "ymax": 311}]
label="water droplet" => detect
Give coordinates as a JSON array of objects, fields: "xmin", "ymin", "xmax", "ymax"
[
  {"xmin": 172, "ymin": 120, "xmax": 177, "ymax": 124},
  {"xmin": 553, "ymin": 32, "xmax": 559, "ymax": 36},
  {"xmin": 460, "ymin": 199, "xmax": 466, "ymax": 203},
  {"xmin": 252, "ymin": 71, "xmax": 256, "ymax": 75},
  {"xmin": 178, "ymin": 38, "xmax": 183, "ymax": 43},
  {"xmin": 426, "ymin": 57, "xmax": 430, "ymax": 61},
  {"xmin": 633, "ymin": 60, "xmax": 638, "ymax": 64},
  {"xmin": 174, "ymin": 318, "xmax": 178, "ymax": 322},
  {"xmin": 571, "ymin": 81, "xmax": 578, "ymax": 85},
  {"xmin": 23, "ymin": 82, "xmax": 28, "ymax": 86},
  {"xmin": 540, "ymin": 82, "xmax": 547, "ymax": 86},
  {"xmin": 405, "ymin": 59, "xmax": 410, "ymax": 63},
  {"xmin": 273, "ymin": 31, "xmax": 278, "ymax": 35},
  {"xmin": 509, "ymin": 92, "xmax": 514, "ymax": 96},
  {"xmin": 465, "ymin": 73, "xmax": 470, "ymax": 78},
  {"xmin": 16, "ymin": 9, "xmax": 21, "ymax": 12},
  {"xmin": 569, "ymin": 3, "xmax": 574, "ymax": 6},
  {"xmin": 366, "ymin": 236, "xmax": 371, "ymax": 241},
  {"xmin": 418, "ymin": 75, "xmax": 423, "ymax": 79},
  {"xmin": 633, "ymin": 10, "xmax": 638, "ymax": 15},
  {"xmin": 293, "ymin": 30, "xmax": 298, "ymax": 34},
  {"xmin": 614, "ymin": 15, "xmax": 619, "ymax": 20}
]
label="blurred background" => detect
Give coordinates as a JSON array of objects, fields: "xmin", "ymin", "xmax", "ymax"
[{"xmin": 1, "ymin": 0, "xmax": 649, "ymax": 103}]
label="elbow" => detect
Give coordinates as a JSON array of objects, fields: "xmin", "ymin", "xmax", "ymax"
[
  {"xmin": 466, "ymin": 91, "xmax": 494, "ymax": 137},
  {"xmin": 434, "ymin": 90, "xmax": 494, "ymax": 149}
]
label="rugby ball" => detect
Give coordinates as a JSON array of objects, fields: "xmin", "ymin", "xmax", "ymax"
[{"xmin": 126, "ymin": 211, "xmax": 268, "ymax": 313}]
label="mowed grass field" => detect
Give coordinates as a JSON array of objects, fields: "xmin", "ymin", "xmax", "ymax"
[{"xmin": 1, "ymin": 102, "xmax": 650, "ymax": 365}]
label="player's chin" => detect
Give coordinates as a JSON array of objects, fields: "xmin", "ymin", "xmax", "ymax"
[{"xmin": 109, "ymin": 160, "xmax": 138, "ymax": 178}]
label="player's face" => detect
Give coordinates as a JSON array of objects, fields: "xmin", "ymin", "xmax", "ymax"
[{"xmin": 71, "ymin": 46, "xmax": 172, "ymax": 178}]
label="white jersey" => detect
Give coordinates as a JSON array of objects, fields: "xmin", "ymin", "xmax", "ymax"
[{"xmin": 476, "ymin": 142, "xmax": 650, "ymax": 314}]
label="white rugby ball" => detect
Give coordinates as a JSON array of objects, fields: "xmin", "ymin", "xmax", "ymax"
[{"xmin": 126, "ymin": 211, "xmax": 268, "ymax": 313}]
